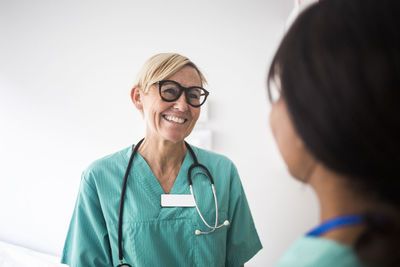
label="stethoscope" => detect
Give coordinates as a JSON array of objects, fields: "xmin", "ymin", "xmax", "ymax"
[{"xmin": 116, "ymin": 138, "xmax": 230, "ymax": 267}]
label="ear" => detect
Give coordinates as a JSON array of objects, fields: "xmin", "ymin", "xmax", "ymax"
[{"xmin": 131, "ymin": 87, "xmax": 143, "ymax": 111}]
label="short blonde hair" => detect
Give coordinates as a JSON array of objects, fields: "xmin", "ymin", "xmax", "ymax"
[{"xmin": 134, "ymin": 53, "xmax": 207, "ymax": 93}]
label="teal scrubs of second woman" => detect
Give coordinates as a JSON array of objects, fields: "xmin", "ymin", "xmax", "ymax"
[{"xmin": 61, "ymin": 53, "xmax": 262, "ymax": 267}]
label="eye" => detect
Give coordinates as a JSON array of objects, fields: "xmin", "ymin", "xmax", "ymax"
[
  {"xmin": 160, "ymin": 82, "xmax": 180, "ymax": 100},
  {"xmin": 163, "ymin": 88, "xmax": 178, "ymax": 96},
  {"xmin": 188, "ymin": 93, "xmax": 200, "ymax": 99},
  {"xmin": 187, "ymin": 89, "xmax": 201, "ymax": 99}
]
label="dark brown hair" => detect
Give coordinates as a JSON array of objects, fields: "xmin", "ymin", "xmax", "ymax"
[{"xmin": 268, "ymin": 0, "xmax": 400, "ymax": 265}]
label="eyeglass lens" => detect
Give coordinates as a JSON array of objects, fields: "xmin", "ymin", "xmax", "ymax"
[{"xmin": 159, "ymin": 81, "xmax": 207, "ymax": 107}]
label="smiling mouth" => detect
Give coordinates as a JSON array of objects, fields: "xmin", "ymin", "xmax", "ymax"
[{"xmin": 162, "ymin": 115, "xmax": 187, "ymax": 124}]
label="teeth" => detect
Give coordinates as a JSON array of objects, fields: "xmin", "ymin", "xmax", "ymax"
[{"xmin": 164, "ymin": 115, "xmax": 185, "ymax": 124}]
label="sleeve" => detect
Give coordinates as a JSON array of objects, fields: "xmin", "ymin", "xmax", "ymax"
[
  {"xmin": 225, "ymin": 164, "xmax": 263, "ymax": 267},
  {"xmin": 61, "ymin": 170, "xmax": 113, "ymax": 267}
]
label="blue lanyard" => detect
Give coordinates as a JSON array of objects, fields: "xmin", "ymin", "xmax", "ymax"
[{"xmin": 306, "ymin": 215, "xmax": 364, "ymax": 237}]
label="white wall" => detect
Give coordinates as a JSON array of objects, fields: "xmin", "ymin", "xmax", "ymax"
[{"xmin": 0, "ymin": 0, "xmax": 319, "ymax": 266}]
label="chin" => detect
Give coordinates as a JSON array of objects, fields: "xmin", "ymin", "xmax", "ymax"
[
  {"xmin": 287, "ymin": 167, "xmax": 307, "ymax": 183},
  {"xmin": 162, "ymin": 133, "xmax": 187, "ymax": 144}
]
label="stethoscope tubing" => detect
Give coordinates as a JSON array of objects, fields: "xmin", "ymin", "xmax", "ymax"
[
  {"xmin": 118, "ymin": 138, "xmax": 144, "ymax": 265},
  {"xmin": 117, "ymin": 138, "xmax": 223, "ymax": 266}
]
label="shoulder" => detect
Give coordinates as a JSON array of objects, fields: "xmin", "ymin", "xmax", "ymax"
[
  {"xmin": 275, "ymin": 236, "xmax": 364, "ymax": 267},
  {"xmin": 189, "ymin": 145, "xmax": 241, "ymax": 188},
  {"xmin": 82, "ymin": 146, "xmax": 131, "ymax": 187},
  {"xmin": 190, "ymin": 145, "xmax": 236, "ymax": 169}
]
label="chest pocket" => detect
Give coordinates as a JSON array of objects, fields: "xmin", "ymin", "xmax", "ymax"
[{"xmin": 121, "ymin": 218, "xmax": 195, "ymax": 267}]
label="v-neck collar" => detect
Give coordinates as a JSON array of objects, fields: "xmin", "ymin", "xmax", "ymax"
[{"xmin": 124, "ymin": 145, "xmax": 194, "ymax": 196}]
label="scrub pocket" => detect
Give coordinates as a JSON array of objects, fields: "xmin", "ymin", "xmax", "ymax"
[
  {"xmin": 123, "ymin": 218, "xmax": 195, "ymax": 267},
  {"xmin": 193, "ymin": 211, "xmax": 229, "ymax": 267}
]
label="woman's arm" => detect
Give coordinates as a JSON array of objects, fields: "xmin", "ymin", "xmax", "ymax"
[
  {"xmin": 225, "ymin": 163, "xmax": 262, "ymax": 266},
  {"xmin": 61, "ymin": 172, "xmax": 113, "ymax": 267}
]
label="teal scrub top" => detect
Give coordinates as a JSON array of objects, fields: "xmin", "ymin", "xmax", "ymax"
[
  {"xmin": 61, "ymin": 145, "xmax": 262, "ymax": 267},
  {"xmin": 274, "ymin": 236, "xmax": 365, "ymax": 267}
]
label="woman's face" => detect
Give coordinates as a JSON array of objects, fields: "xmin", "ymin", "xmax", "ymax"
[
  {"xmin": 135, "ymin": 66, "xmax": 202, "ymax": 143},
  {"xmin": 269, "ymin": 97, "xmax": 316, "ymax": 181}
]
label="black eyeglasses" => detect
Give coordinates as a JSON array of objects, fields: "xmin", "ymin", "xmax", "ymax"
[{"xmin": 156, "ymin": 80, "xmax": 209, "ymax": 107}]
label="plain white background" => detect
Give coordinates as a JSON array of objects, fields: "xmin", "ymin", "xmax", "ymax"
[{"xmin": 0, "ymin": 0, "xmax": 319, "ymax": 266}]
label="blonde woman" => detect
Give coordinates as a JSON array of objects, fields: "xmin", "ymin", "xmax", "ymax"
[{"xmin": 62, "ymin": 53, "xmax": 262, "ymax": 267}]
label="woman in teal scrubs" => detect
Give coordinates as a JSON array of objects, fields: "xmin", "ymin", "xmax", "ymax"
[
  {"xmin": 268, "ymin": 0, "xmax": 400, "ymax": 266},
  {"xmin": 61, "ymin": 53, "xmax": 262, "ymax": 267}
]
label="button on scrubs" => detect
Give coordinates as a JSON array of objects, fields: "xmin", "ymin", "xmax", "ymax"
[{"xmin": 62, "ymin": 145, "xmax": 262, "ymax": 267}]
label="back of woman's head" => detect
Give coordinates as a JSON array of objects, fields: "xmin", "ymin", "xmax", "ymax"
[{"xmin": 268, "ymin": 0, "xmax": 400, "ymax": 264}]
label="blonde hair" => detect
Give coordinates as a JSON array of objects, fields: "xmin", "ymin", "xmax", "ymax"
[{"xmin": 134, "ymin": 53, "xmax": 207, "ymax": 93}]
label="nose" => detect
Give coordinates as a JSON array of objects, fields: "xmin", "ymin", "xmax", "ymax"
[{"xmin": 173, "ymin": 92, "xmax": 189, "ymax": 111}]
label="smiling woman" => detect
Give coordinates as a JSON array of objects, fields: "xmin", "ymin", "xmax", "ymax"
[
  {"xmin": 61, "ymin": 53, "xmax": 262, "ymax": 267},
  {"xmin": 131, "ymin": 63, "xmax": 204, "ymax": 145}
]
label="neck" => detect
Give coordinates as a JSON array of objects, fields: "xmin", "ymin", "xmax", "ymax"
[
  {"xmin": 138, "ymin": 135, "xmax": 187, "ymax": 170},
  {"xmin": 307, "ymin": 165, "xmax": 375, "ymax": 244},
  {"xmin": 137, "ymin": 135, "xmax": 187, "ymax": 194}
]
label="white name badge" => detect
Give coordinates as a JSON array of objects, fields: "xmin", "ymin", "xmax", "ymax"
[{"xmin": 161, "ymin": 194, "xmax": 195, "ymax": 207}]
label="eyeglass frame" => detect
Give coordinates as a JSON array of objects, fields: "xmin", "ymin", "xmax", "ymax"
[{"xmin": 155, "ymin": 80, "xmax": 209, "ymax": 108}]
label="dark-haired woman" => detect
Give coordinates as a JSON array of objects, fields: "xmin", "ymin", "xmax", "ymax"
[{"xmin": 268, "ymin": 0, "xmax": 400, "ymax": 266}]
